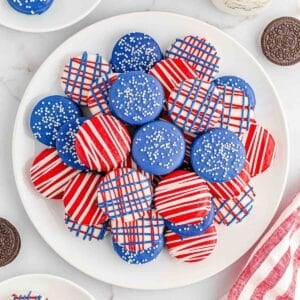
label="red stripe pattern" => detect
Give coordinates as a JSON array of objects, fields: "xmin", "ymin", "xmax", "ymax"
[
  {"xmin": 165, "ymin": 224, "xmax": 218, "ymax": 262},
  {"xmin": 75, "ymin": 114, "xmax": 131, "ymax": 172},
  {"xmin": 154, "ymin": 170, "xmax": 212, "ymax": 225},
  {"xmin": 64, "ymin": 214, "xmax": 109, "ymax": 241},
  {"xmin": 61, "ymin": 52, "xmax": 111, "ymax": 105},
  {"xmin": 227, "ymin": 193, "xmax": 300, "ymax": 299},
  {"xmin": 87, "ymin": 73, "xmax": 118, "ymax": 116},
  {"xmin": 111, "ymin": 210, "xmax": 164, "ymax": 252},
  {"xmin": 216, "ymin": 85, "xmax": 254, "ymax": 136},
  {"xmin": 98, "ymin": 168, "xmax": 153, "ymax": 222},
  {"xmin": 208, "ymin": 161, "xmax": 251, "ymax": 201},
  {"xmin": 63, "ymin": 173, "xmax": 108, "ymax": 226},
  {"xmin": 149, "ymin": 58, "xmax": 197, "ymax": 98},
  {"xmin": 30, "ymin": 148, "xmax": 80, "ymax": 200},
  {"xmin": 213, "ymin": 185, "xmax": 255, "ymax": 226},
  {"xmin": 242, "ymin": 123, "xmax": 276, "ymax": 177},
  {"xmin": 167, "ymin": 78, "xmax": 223, "ymax": 133},
  {"xmin": 165, "ymin": 35, "xmax": 220, "ymax": 82}
]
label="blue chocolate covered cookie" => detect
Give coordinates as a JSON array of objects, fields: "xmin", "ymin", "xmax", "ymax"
[
  {"xmin": 109, "ymin": 71, "xmax": 164, "ymax": 125},
  {"xmin": 7, "ymin": 0, "xmax": 54, "ymax": 15}
]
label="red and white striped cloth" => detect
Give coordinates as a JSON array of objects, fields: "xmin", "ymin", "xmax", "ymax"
[{"xmin": 225, "ymin": 193, "xmax": 300, "ymax": 300}]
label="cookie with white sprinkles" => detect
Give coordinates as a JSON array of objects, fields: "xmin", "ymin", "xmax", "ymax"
[
  {"xmin": 110, "ymin": 32, "xmax": 163, "ymax": 73},
  {"xmin": 132, "ymin": 120, "xmax": 186, "ymax": 175},
  {"xmin": 56, "ymin": 117, "xmax": 87, "ymax": 170},
  {"xmin": 109, "ymin": 71, "xmax": 164, "ymax": 125},
  {"xmin": 30, "ymin": 95, "xmax": 82, "ymax": 147},
  {"xmin": 7, "ymin": 0, "xmax": 54, "ymax": 15},
  {"xmin": 191, "ymin": 128, "xmax": 246, "ymax": 183}
]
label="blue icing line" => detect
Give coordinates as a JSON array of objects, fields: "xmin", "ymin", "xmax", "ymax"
[
  {"xmin": 110, "ymin": 32, "xmax": 163, "ymax": 73},
  {"xmin": 56, "ymin": 117, "xmax": 87, "ymax": 170},
  {"xmin": 109, "ymin": 71, "xmax": 164, "ymax": 125},
  {"xmin": 165, "ymin": 203, "xmax": 215, "ymax": 237},
  {"xmin": 191, "ymin": 128, "xmax": 246, "ymax": 183},
  {"xmin": 30, "ymin": 95, "xmax": 82, "ymax": 147},
  {"xmin": 112, "ymin": 236, "xmax": 164, "ymax": 264},
  {"xmin": 7, "ymin": 0, "xmax": 54, "ymax": 15},
  {"xmin": 132, "ymin": 120, "xmax": 186, "ymax": 175}
]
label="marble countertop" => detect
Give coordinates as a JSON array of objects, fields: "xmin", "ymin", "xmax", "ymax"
[{"xmin": 0, "ymin": 0, "xmax": 299, "ymax": 299}]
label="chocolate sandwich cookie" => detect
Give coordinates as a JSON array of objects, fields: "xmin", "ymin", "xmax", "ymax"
[
  {"xmin": 7, "ymin": 0, "xmax": 54, "ymax": 15},
  {"xmin": 261, "ymin": 17, "xmax": 300, "ymax": 66},
  {"xmin": 0, "ymin": 218, "xmax": 21, "ymax": 267}
]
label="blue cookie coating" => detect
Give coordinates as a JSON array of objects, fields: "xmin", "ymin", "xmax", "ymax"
[
  {"xmin": 165, "ymin": 203, "xmax": 215, "ymax": 237},
  {"xmin": 30, "ymin": 95, "xmax": 82, "ymax": 147},
  {"xmin": 213, "ymin": 76, "xmax": 256, "ymax": 107},
  {"xmin": 191, "ymin": 128, "xmax": 246, "ymax": 183},
  {"xmin": 113, "ymin": 236, "xmax": 164, "ymax": 264},
  {"xmin": 110, "ymin": 32, "xmax": 163, "ymax": 73},
  {"xmin": 109, "ymin": 72, "xmax": 164, "ymax": 125},
  {"xmin": 7, "ymin": 0, "xmax": 54, "ymax": 15},
  {"xmin": 132, "ymin": 120, "xmax": 185, "ymax": 175},
  {"xmin": 56, "ymin": 117, "xmax": 87, "ymax": 170}
]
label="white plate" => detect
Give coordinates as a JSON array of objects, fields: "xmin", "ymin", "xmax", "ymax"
[
  {"xmin": 0, "ymin": 274, "xmax": 94, "ymax": 299},
  {"xmin": 12, "ymin": 12, "xmax": 289, "ymax": 290},
  {"xmin": 0, "ymin": 0, "xmax": 101, "ymax": 33}
]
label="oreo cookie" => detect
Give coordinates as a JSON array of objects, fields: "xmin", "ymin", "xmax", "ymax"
[{"xmin": 0, "ymin": 218, "xmax": 21, "ymax": 267}]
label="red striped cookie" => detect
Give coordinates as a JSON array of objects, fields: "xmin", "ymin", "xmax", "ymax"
[
  {"xmin": 149, "ymin": 58, "xmax": 197, "ymax": 98},
  {"xmin": 75, "ymin": 114, "xmax": 131, "ymax": 172},
  {"xmin": 63, "ymin": 173, "xmax": 108, "ymax": 226},
  {"xmin": 213, "ymin": 185, "xmax": 255, "ymax": 226},
  {"xmin": 61, "ymin": 52, "xmax": 111, "ymax": 105},
  {"xmin": 98, "ymin": 168, "xmax": 153, "ymax": 222},
  {"xmin": 242, "ymin": 123, "xmax": 276, "ymax": 177},
  {"xmin": 165, "ymin": 35, "xmax": 220, "ymax": 82},
  {"xmin": 208, "ymin": 161, "xmax": 251, "ymax": 201},
  {"xmin": 154, "ymin": 170, "xmax": 212, "ymax": 225},
  {"xmin": 167, "ymin": 78, "xmax": 223, "ymax": 133},
  {"xmin": 165, "ymin": 224, "xmax": 218, "ymax": 263},
  {"xmin": 217, "ymin": 85, "xmax": 254, "ymax": 136},
  {"xmin": 87, "ymin": 73, "xmax": 119, "ymax": 116},
  {"xmin": 30, "ymin": 148, "xmax": 80, "ymax": 200},
  {"xmin": 111, "ymin": 209, "xmax": 164, "ymax": 252}
]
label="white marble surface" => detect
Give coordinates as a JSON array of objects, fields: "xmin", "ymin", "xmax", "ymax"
[{"xmin": 0, "ymin": 0, "xmax": 299, "ymax": 299}]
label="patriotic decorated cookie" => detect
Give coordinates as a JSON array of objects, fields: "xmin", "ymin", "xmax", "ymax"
[
  {"xmin": 56, "ymin": 117, "xmax": 87, "ymax": 170},
  {"xmin": 113, "ymin": 235, "xmax": 164, "ymax": 264},
  {"xmin": 75, "ymin": 114, "xmax": 131, "ymax": 172},
  {"xmin": 64, "ymin": 214, "xmax": 109, "ymax": 241},
  {"xmin": 165, "ymin": 224, "xmax": 218, "ymax": 263},
  {"xmin": 7, "ymin": 0, "xmax": 54, "ymax": 15},
  {"xmin": 132, "ymin": 120, "xmax": 185, "ymax": 175},
  {"xmin": 30, "ymin": 95, "xmax": 82, "ymax": 147},
  {"xmin": 154, "ymin": 170, "xmax": 213, "ymax": 236},
  {"xmin": 61, "ymin": 52, "xmax": 111, "ymax": 105},
  {"xmin": 242, "ymin": 122, "xmax": 276, "ymax": 177},
  {"xmin": 213, "ymin": 185, "xmax": 255, "ymax": 225},
  {"xmin": 63, "ymin": 173, "xmax": 108, "ymax": 226},
  {"xmin": 191, "ymin": 128, "xmax": 246, "ymax": 182},
  {"xmin": 111, "ymin": 210, "xmax": 164, "ymax": 251},
  {"xmin": 167, "ymin": 78, "xmax": 223, "ymax": 133},
  {"xmin": 183, "ymin": 130, "xmax": 197, "ymax": 165},
  {"xmin": 208, "ymin": 161, "xmax": 251, "ymax": 201},
  {"xmin": 98, "ymin": 168, "xmax": 153, "ymax": 221},
  {"xmin": 30, "ymin": 148, "xmax": 80, "ymax": 200},
  {"xmin": 109, "ymin": 72, "xmax": 164, "ymax": 125},
  {"xmin": 149, "ymin": 58, "xmax": 198, "ymax": 98},
  {"xmin": 110, "ymin": 32, "xmax": 163, "ymax": 73},
  {"xmin": 217, "ymin": 85, "xmax": 254, "ymax": 136},
  {"xmin": 87, "ymin": 73, "xmax": 118, "ymax": 116},
  {"xmin": 213, "ymin": 75, "xmax": 256, "ymax": 107},
  {"xmin": 165, "ymin": 35, "xmax": 220, "ymax": 82}
]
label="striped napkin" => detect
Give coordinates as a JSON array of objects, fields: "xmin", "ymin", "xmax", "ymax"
[{"xmin": 225, "ymin": 193, "xmax": 300, "ymax": 300}]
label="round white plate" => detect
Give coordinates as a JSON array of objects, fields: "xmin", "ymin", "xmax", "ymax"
[
  {"xmin": 12, "ymin": 12, "xmax": 289, "ymax": 290},
  {"xmin": 0, "ymin": 0, "xmax": 101, "ymax": 32},
  {"xmin": 0, "ymin": 274, "xmax": 94, "ymax": 299}
]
